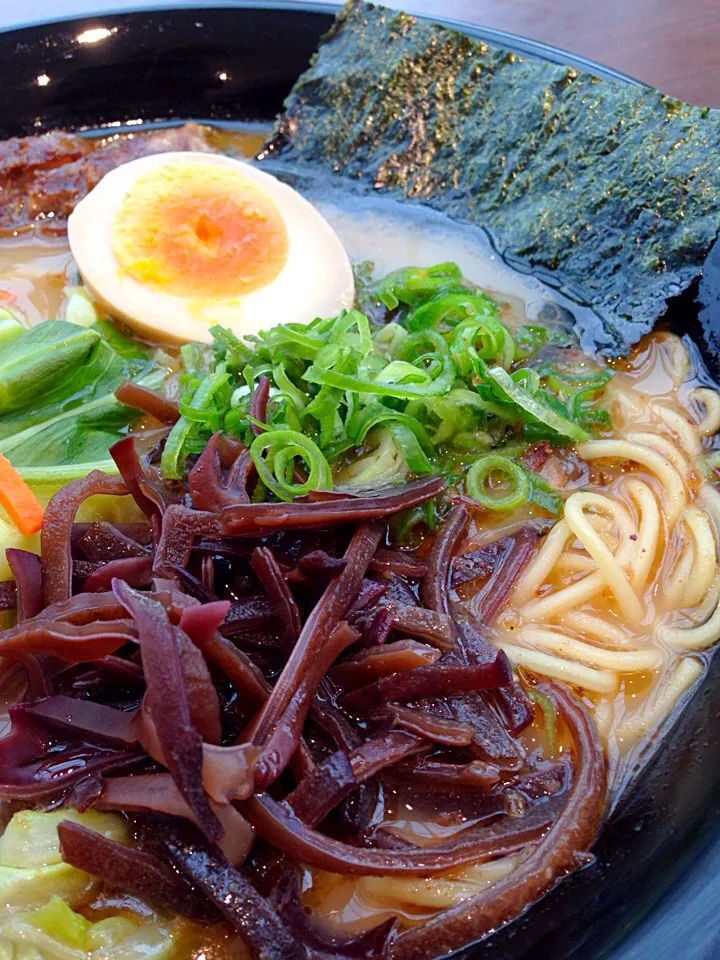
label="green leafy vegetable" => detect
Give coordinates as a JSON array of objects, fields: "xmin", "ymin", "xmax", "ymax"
[
  {"xmin": 0, "ymin": 310, "xmax": 24, "ymax": 347},
  {"xmin": 0, "ymin": 322, "xmax": 100, "ymax": 416},
  {"xmin": 0, "ymin": 320, "xmax": 162, "ymax": 485}
]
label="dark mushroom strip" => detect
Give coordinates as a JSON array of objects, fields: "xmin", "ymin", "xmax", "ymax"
[
  {"xmin": 28, "ymin": 592, "xmax": 128, "ymax": 625},
  {"xmin": 450, "ymin": 533, "xmax": 520, "ymax": 589},
  {"xmin": 389, "ymin": 758, "xmax": 503, "ymax": 791},
  {"xmin": 188, "ymin": 431, "xmax": 253, "ymax": 511},
  {"xmin": 240, "ymin": 790, "xmax": 560, "ymax": 876},
  {"xmin": 23, "ymin": 696, "xmax": 138, "ymax": 746},
  {"xmin": 81, "ymin": 555, "xmax": 154, "ymax": 593},
  {"xmin": 113, "ymin": 579, "xmax": 221, "ymax": 842},
  {"xmin": 391, "ymin": 684, "xmax": 606, "ymax": 960},
  {"xmin": 369, "ymin": 548, "xmax": 427, "ymax": 579},
  {"xmin": 0, "ymin": 579, "xmax": 16, "ymax": 611},
  {"xmin": 16, "ymin": 652, "xmax": 52, "ymax": 699},
  {"xmin": 98, "ymin": 772, "xmax": 255, "ymax": 866},
  {"xmin": 219, "ymin": 477, "xmax": 445, "ymax": 535},
  {"xmin": 288, "ymin": 730, "xmax": 430, "ymax": 826},
  {"xmin": 170, "ymin": 564, "xmax": 219, "ymax": 603},
  {"xmin": 0, "ymin": 705, "xmax": 143, "ymax": 800},
  {"xmin": 249, "ymin": 375, "xmax": 271, "ymax": 436},
  {"xmin": 429, "ymin": 694, "xmax": 525, "ymax": 769},
  {"xmin": 451, "ymin": 602, "xmax": 502, "ymax": 665},
  {"xmin": 251, "ymin": 522, "xmax": 383, "ymax": 787},
  {"xmin": 288, "ymin": 549, "xmax": 347, "ymax": 582},
  {"xmin": 153, "ymin": 505, "xmax": 219, "ymax": 577},
  {"xmin": 180, "ymin": 603, "xmax": 271, "ymax": 711},
  {"xmin": 85, "ymin": 655, "xmax": 144, "ymax": 685},
  {"xmin": 41, "ymin": 471, "xmax": 129, "ymax": 605},
  {"xmin": 287, "ymin": 750, "xmax": 356, "ymax": 826},
  {"xmin": 58, "ymin": 820, "xmax": 216, "ymax": 922},
  {"xmin": 253, "ymin": 621, "xmax": 360, "ymax": 789},
  {"xmin": 115, "ymin": 379, "xmax": 181, "ymax": 425},
  {"xmin": 158, "ymin": 818, "xmax": 304, "ymax": 960},
  {"xmin": 490, "ymin": 684, "xmax": 535, "ymax": 735},
  {"xmin": 350, "ymin": 730, "xmax": 430, "ymax": 779},
  {"xmin": 341, "ymin": 657, "xmax": 512, "ymax": 715},
  {"xmin": 350, "ymin": 605, "xmax": 394, "ymax": 649},
  {"xmin": 347, "ymin": 579, "xmax": 387, "ymax": 616},
  {"xmin": 174, "ymin": 624, "xmax": 222, "ymax": 745},
  {"xmin": 6, "ymin": 549, "xmax": 43, "ymax": 620},
  {"xmin": 76, "ymin": 521, "xmax": 152, "ymax": 561},
  {"xmin": 469, "ymin": 524, "xmax": 541, "ymax": 624},
  {"xmin": 109, "ymin": 437, "xmax": 167, "ymax": 523},
  {"xmin": 389, "ymin": 607, "xmax": 455, "ymax": 651},
  {"xmin": 251, "ymin": 546, "xmax": 301, "ymax": 653},
  {"xmin": 331, "ymin": 640, "xmax": 441, "ymax": 692},
  {"xmin": 0, "ymin": 619, "xmax": 136, "ymax": 661},
  {"xmin": 220, "ymin": 596, "xmax": 278, "ymax": 636},
  {"xmin": 421, "ymin": 503, "xmax": 468, "ymax": 619},
  {"xmin": 390, "ymin": 706, "xmax": 475, "ymax": 747}
]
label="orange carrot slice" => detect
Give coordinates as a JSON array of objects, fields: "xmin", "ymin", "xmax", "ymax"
[{"xmin": 0, "ymin": 453, "xmax": 44, "ymax": 535}]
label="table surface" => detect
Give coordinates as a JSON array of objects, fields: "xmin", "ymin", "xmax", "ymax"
[{"xmin": 0, "ymin": 0, "xmax": 717, "ymax": 107}]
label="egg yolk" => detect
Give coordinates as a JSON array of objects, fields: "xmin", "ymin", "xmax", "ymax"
[{"xmin": 112, "ymin": 162, "xmax": 289, "ymax": 299}]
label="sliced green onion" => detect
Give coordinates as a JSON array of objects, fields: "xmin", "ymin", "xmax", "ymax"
[
  {"xmin": 528, "ymin": 473, "xmax": 564, "ymax": 515},
  {"xmin": 334, "ymin": 426, "xmax": 408, "ymax": 489},
  {"xmin": 327, "ymin": 309, "xmax": 373, "ymax": 357},
  {"xmin": 160, "ymin": 370, "xmax": 229, "ymax": 479},
  {"xmin": 273, "ymin": 361, "xmax": 307, "ymax": 410},
  {"xmin": 375, "ymin": 262, "xmax": 463, "ymax": 310},
  {"xmin": 466, "ymin": 454, "xmax": 530, "ymax": 511},
  {"xmin": 305, "ymin": 360, "xmax": 454, "ymax": 399},
  {"xmin": 372, "ymin": 322, "xmax": 408, "ymax": 357},
  {"xmin": 527, "ymin": 686, "xmax": 557, "ymax": 753},
  {"xmin": 387, "ymin": 422, "xmax": 434, "ymax": 474},
  {"xmin": 405, "ymin": 291, "xmax": 497, "ymax": 332},
  {"xmin": 487, "ymin": 366, "xmax": 589, "ymax": 442},
  {"xmin": 250, "ymin": 429, "xmax": 332, "ymax": 501},
  {"xmin": 341, "ymin": 404, "xmax": 435, "ymax": 467}
]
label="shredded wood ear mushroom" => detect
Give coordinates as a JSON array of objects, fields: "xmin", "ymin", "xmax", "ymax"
[{"xmin": 0, "ymin": 438, "xmax": 609, "ymax": 960}]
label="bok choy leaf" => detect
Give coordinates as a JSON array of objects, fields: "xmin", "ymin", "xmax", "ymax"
[{"xmin": 0, "ymin": 320, "xmax": 161, "ymax": 484}]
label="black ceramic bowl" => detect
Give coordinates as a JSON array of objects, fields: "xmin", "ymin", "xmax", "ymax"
[{"xmin": 1, "ymin": 5, "xmax": 719, "ymax": 960}]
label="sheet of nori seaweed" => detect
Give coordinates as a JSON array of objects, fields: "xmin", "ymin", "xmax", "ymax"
[{"xmin": 263, "ymin": 0, "xmax": 720, "ymax": 355}]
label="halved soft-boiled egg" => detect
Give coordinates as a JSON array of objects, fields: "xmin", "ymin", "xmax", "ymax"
[{"xmin": 68, "ymin": 151, "xmax": 354, "ymax": 344}]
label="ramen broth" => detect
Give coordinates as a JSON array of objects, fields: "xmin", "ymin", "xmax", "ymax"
[{"xmin": 1, "ymin": 124, "xmax": 719, "ymax": 956}]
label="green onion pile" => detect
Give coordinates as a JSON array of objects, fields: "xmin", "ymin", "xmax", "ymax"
[{"xmin": 160, "ymin": 262, "xmax": 613, "ymax": 523}]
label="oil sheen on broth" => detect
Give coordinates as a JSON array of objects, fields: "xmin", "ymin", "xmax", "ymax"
[{"xmin": 1, "ymin": 126, "xmax": 720, "ymax": 955}]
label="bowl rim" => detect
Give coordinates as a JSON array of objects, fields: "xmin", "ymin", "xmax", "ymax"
[{"xmin": 0, "ymin": 0, "xmax": 645, "ymax": 89}]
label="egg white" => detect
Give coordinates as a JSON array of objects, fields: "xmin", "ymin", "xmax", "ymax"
[{"xmin": 67, "ymin": 151, "xmax": 355, "ymax": 344}]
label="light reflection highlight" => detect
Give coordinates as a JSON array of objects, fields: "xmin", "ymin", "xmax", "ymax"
[
  {"xmin": 37, "ymin": 74, "xmax": 50, "ymax": 87},
  {"xmin": 76, "ymin": 26, "xmax": 117, "ymax": 44}
]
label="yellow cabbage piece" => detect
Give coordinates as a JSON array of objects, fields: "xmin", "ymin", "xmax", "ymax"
[
  {"xmin": 0, "ymin": 898, "xmax": 177, "ymax": 960},
  {"xmin": 0, "ymin": 810, "xmax": 128, "ymax": 869},
  {"xmin": 0, "ymin": 490, "xmax": 142, "ymax": 580},
  {"xmin": 0, "ymin": 810, "xmax": 128, "ymax": 913}
]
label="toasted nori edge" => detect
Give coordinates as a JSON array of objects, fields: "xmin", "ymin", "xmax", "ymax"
[{"xmin": 263, "ymin": 0, "xmax": 720, "ymax": 356}]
